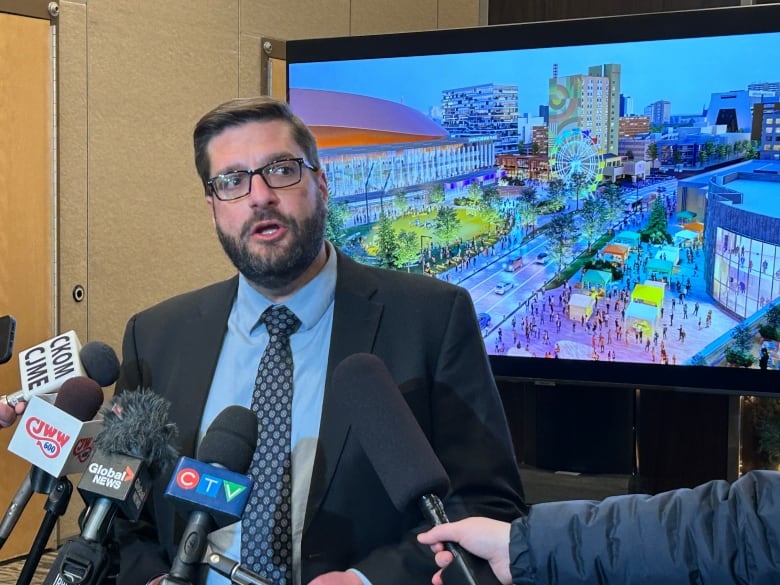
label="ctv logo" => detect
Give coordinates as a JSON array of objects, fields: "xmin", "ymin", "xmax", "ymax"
[
  {"xmin": 25, "ymin": 417, "xmax": 71, "ymax": 458},
  {"xmin": 175, "ymin": 467, "xmax": 248, "ymax": 502}
]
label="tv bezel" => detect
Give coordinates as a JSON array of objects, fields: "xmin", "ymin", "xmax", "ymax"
[{"xmin": 285, "ymin": 4, "xmax": 780, "ymax": 397}]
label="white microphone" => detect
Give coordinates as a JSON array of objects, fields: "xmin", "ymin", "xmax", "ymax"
[{"xmin": 2, "ymin": 331, "xmax": 119, "ymax": 407}]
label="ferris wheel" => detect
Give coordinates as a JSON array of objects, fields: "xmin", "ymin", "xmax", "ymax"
[{"xmin": 549, "ymin": 128, "xmax": 605, "ymax": 194}]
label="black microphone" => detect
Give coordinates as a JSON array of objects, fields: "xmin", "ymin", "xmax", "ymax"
[
  {"xmin": 0, "ymin": 376, "xmax": 104, "ymax": 549},
  {"xmin": 332, "ymin": 353, "xmax": 480, "ymax": 585},
  {"xmin": 42, "ymin": 389, "xmax": 179, "ymax": 585},
  {"xmin": 0, "ymin": 315, "xmax": 16, "ymax": 365},
  {"xmin": 206, "ymin": 551, "xmax": 273, "ymax": 585},
  {"xmin": 162, "ymin": 405, "xmax": 258, "ymax": 585},
  {"xmin": 2, "ymin": 338, "xmax": 119, "ymax": 407}
]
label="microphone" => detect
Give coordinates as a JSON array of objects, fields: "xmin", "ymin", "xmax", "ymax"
[
  {"xmin": 0, "ymin": 376, "xmax": 104, "ymax": 548},
  {"xmin": 2, "ymin": 332, "xmax": 119, "ymax": 407},
  {"xmin": 42, "ymin": 389, "xmax": 178, "ymax": 585},
  {"xmin": 162, "ymin": 405, "xmax": 257, "ymax": 585},
  {"xmin": 206, "ymin": 551, "xmax": 272, "ymax": 585},
  {"xmin": 332, "ymin": 353, "xmax": 480, "ymax": 585},
  {"xmin": 0, "ymin": 315, "xmax": 16, "ymax": 365}
]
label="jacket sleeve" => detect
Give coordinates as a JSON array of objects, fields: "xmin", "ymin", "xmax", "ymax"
[{"xmin": 509, "ymin": 470, "xmax": 780, "ymax": 585}]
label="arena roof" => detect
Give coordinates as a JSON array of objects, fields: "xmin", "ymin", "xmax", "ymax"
[{"xmin": 289, "ymin": 88, "xmax": 448, "ymax": 149}]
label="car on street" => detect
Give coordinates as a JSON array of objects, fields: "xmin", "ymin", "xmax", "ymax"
[
  {"xmin": 535, "ymin": 252, "xmax": 550, "ymax": 265},
  {"xmin": 494, "ymin": 281, "xmax": 514, "ymax": 295},
  {"xmin": 478, "ymin": 313, "xmax": 492, "ymax": 329}
]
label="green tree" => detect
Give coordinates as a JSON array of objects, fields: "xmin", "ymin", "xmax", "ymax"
[
  {"xmin": 394, "ymin": 230, "xmax": 420, "ymax": 272},
  {"xmin": 393, "ymin": 190, "xmax": 410, "ymax": 216},
  {"xmin": 732, "ymin": 324, "xmax": 754, "ymax": 354},
  {"xmin": 580, "ymin": 197, "xmax": 608, "ymax": 252},
  {"xmin": 545, "ymin": 213, "xmax": 577, "ymax": 276},
  {"xmin": 531, "ymin": 142, "xmax": 541, "ymax": 155},
  {"xmin": 325, "ymin": 197, "xmax": 350, "ymax": 247},
  {"xmin": 672, "ymin": 148, "xmax": 683, "ymax": 167},
  {"xmin": 744, "ymin": 140, "xmax": 760, "ymax": 160},
  {"xmin": 434, "ymin": 206, "xmax": 461, "ymax": 245},
  {"xmin": 766, "ymin": 305, "xmax": 780, "ymax": 329},
  {"xmin": 428, "ymin": 183, "xmax": 446, "ymax": 206},
  {"xmin": 601, "ymin": 183, "xmax": 625, "ymax": 232},
  {"xmin": 465, "ymin": 183, "xmax": 483, "ymax": 210},
  {"xmin": 569, "ymin": 170, "xmax": 588, "ymax": 211},
  {"xmin": 517, "ymin": 189, "xmax": 539, "ymax": 236},
  {"xmin": 546, "ymin": 177, "xmax": 567, "ymax": 209},
  {"xmin": 626, "ymin": 149, "xmax": 635, "ymax": 161},
  {"xmin": 647, "ymin": 142, "xmax": 659, "ymax": 172},
  {"xmin": 641, "ymin": 197, "xmax": 671, "ymax": 244},
  {"xmin": 375, "ymin": 213, "xmax": 399, "ymax": 268}
]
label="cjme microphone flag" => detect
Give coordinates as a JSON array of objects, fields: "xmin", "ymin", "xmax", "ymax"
[
  {"xmin": 7, "ymin": 396, "xmax": 103, "ymax": 478},
  {"xmin": 164, "ymin": 457, "xmax": 252, "ymax": 527},
  {"xmin": 19, "ymin": 331, "xmax": 86, "ymax": 397}
]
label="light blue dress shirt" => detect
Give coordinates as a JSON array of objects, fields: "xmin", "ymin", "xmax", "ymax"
[{"xmin": 199, "ymin": 244, "xmax": 336, "ymax": 585}]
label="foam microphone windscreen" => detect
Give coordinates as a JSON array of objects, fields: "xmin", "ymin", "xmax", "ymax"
[
  {"xmin": 53, "ymin": 376, "xmax": 104, "ymax": 421},
  {"xmin": 94, "ymin": 389, "xmax": 179, "ymax": 478},
  {"xmin": 332, "ymin": 353, "xmax": 450, "ymax": 512},
  {"xmin": 79, "ymin": 341, "xmax": 120, "ymax": 387},
  {"xmin": 197, "ymin": 405, "xmax": 258, "ymax": 474}
]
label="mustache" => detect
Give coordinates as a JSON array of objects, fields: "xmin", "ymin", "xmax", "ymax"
[{"xmin": 240, "ymin": 210, "xmax": 291, "ymax": 239}]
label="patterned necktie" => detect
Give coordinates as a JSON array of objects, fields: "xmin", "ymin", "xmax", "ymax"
[{"xmin": 242, "ymin": 304, "xmax": 301, "ymax": 585}]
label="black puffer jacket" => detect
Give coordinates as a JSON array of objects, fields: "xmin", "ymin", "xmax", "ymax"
[{"xmin": 509, "ymin": 470, "xmax": 780, "ymax": 584}]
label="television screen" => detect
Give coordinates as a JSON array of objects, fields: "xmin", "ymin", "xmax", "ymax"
[{"xmin": 286, "ymin": 4, "xmax": 780, "ymax": 395}]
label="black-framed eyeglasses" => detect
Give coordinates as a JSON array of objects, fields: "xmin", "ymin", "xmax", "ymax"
[{"xmin": 207, "ymin": 157, "xmax": 318, "ymax": 201}]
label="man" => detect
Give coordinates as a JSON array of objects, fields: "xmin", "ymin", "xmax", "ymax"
[
  {"xmin": 113, "ymin": 96, "xmax": 525, "ymax": 585},
  {"xmin": 418, "ymin": 470, "xmax": 780, "ymax": 585}
]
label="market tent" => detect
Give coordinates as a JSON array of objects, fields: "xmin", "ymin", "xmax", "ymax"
[
  {"xmin": 683, "ymin": 221, "xmax": 704, "ymax": 235},
  {"xmin": 568, "ymin": 293, "xmax": 595, "ymax": 322},
  {"xmin": 676, "ymin": 210, "xmax": 696, "ymax": 223},
  {"xmin": 645, "ymin": 258, "xmax": 674, "ymax": 278},
  {"xmin": 581, "ymin": 269, "xmax": 612, "ymax": 294},
  {"xmin": 673, "ymin": 229, "xmax": 699, "ymax": 247},
  {"xmin": 625, "ymin": 300, "xmax": 660, "ymax": 337},
  {"xmin": 631, "ymin": 283, "xmax": 664, "ymax": 308},
  {"xmin": 613, "ymin": 230, "xmax": 641, "ymax": 249},
  {"xmin": 602, "ymin": 243, "xmax": 630, "ymax": 266},
  {"xmin": 655, "ymin": 245, "xmax": 679, "ymax": 265}
]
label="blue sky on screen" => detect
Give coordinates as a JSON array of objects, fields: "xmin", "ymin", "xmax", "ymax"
[{"xmin": 289, "ymin": 32, "xmax": 779, "ymax": 119}]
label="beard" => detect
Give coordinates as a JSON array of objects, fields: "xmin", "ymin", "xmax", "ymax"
[{"xmin": 216, "ymin": 197, "xmax": 327, "ymax": 291}]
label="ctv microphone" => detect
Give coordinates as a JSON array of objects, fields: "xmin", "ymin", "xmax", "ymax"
[
  {"xmin": 332, "ymin": 353, "xmax": 480, "ymax": 585},
  {"xmin": 0, "ymin": 376, "xmax": 104, "ymax": 549},
  {"xmin": 161, "ymin": 405, "xmax": 257, "ymax": 585},
  {"xmin": 2, "ymin": 333, "xmax": 120, "ymax": 407},
  {"xmin": 42, "ymin": 389, "xmax": 178, "ymax": 585}
]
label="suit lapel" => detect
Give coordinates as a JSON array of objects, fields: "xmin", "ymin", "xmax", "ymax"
[
  {"xmin": 166, "ymin": 277, "xmax": 238, "ymax": 456},
  {"xmin": 303, "ymin": 253, "xmax": 383, "ymax": 532}
]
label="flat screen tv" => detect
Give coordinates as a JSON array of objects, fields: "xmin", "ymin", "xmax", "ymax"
[{"xmin": 286, "ymin": 4, "xmax": 780, "ymax": 396}]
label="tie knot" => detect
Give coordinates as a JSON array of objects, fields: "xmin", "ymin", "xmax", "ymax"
[{"xmin": 261, "ymin": 305, "xmax": 301, "ymax": 338}]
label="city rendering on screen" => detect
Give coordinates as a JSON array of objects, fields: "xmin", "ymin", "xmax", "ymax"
[{"xmin": 289, "ymin": 27, "xmax": 780, "ymax": 371}]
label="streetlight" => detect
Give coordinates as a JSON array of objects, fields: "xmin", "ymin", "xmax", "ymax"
[{"xmin": 420, "ymin": 234, "xmax": 433, "ymax": 274}]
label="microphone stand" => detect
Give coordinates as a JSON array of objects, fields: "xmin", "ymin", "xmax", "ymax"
[
  {"xmin": 16, "ymin": 476, "xmax": 73, "ymax": 585},
  {"xmin": 207, "ymin": 552, "xmax": 273, "ymax": 585}
]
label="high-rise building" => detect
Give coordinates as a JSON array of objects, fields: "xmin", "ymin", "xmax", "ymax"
[
  {"xmin": 620, "ymin": 94, "xmax": 634, "ymax": 117},
  {"xmin": 645, "ymin": 101, "xmax": 671, "ymax": 126},
  {"xmin": 441, "ymin": 84, "xmax": 519, "ymax": 154},
  {"xmin": 548, "ymin": 64, "xmax": 619, "ymax": 155},
  {"xmin": 753, "ymin": 102, "xmax": 780, "ymax": 159},
  {"xmin": 706, "ymin": 91, "xmax": 751, "ymax": 132},
  {"xmin": 589, "ymin": 64, "xmax": 621, "ymax": 155}
]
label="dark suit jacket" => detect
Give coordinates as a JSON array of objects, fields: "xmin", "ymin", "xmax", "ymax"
[{"xmin": 114, "ymin": 250, "xmax": 526, "ymax": 585}]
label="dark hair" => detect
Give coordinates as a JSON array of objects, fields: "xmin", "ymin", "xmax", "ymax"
[{"xmin": 193, "ymin": 96, "xmax": 320, "ymax": 193}]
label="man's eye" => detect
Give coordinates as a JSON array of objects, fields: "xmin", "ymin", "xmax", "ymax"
[{"xmin": 268, "ymin": 163, "xmax": 296, "ymax": 176}]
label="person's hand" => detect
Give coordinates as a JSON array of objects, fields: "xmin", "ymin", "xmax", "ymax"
[
  {"xmin": 307, "ymin": 570, "xmax": 363, "ymax": 585},
  {"xmin": 417, "ymin": 517, "xmax": 513, "ymax": 585},
  {"xmin": 0, "ymin": 400, "xmax": 25, "ymax": 428}
]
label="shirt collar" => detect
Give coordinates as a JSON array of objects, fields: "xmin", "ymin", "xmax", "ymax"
[{"xmin": 235, "ymin": 241, "xmax": 338, "ymax": 335}]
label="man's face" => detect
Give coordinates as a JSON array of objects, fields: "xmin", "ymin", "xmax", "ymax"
[{"xmin": 205, "ymin": 120, "xmax": 328, "ymax": 294}]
